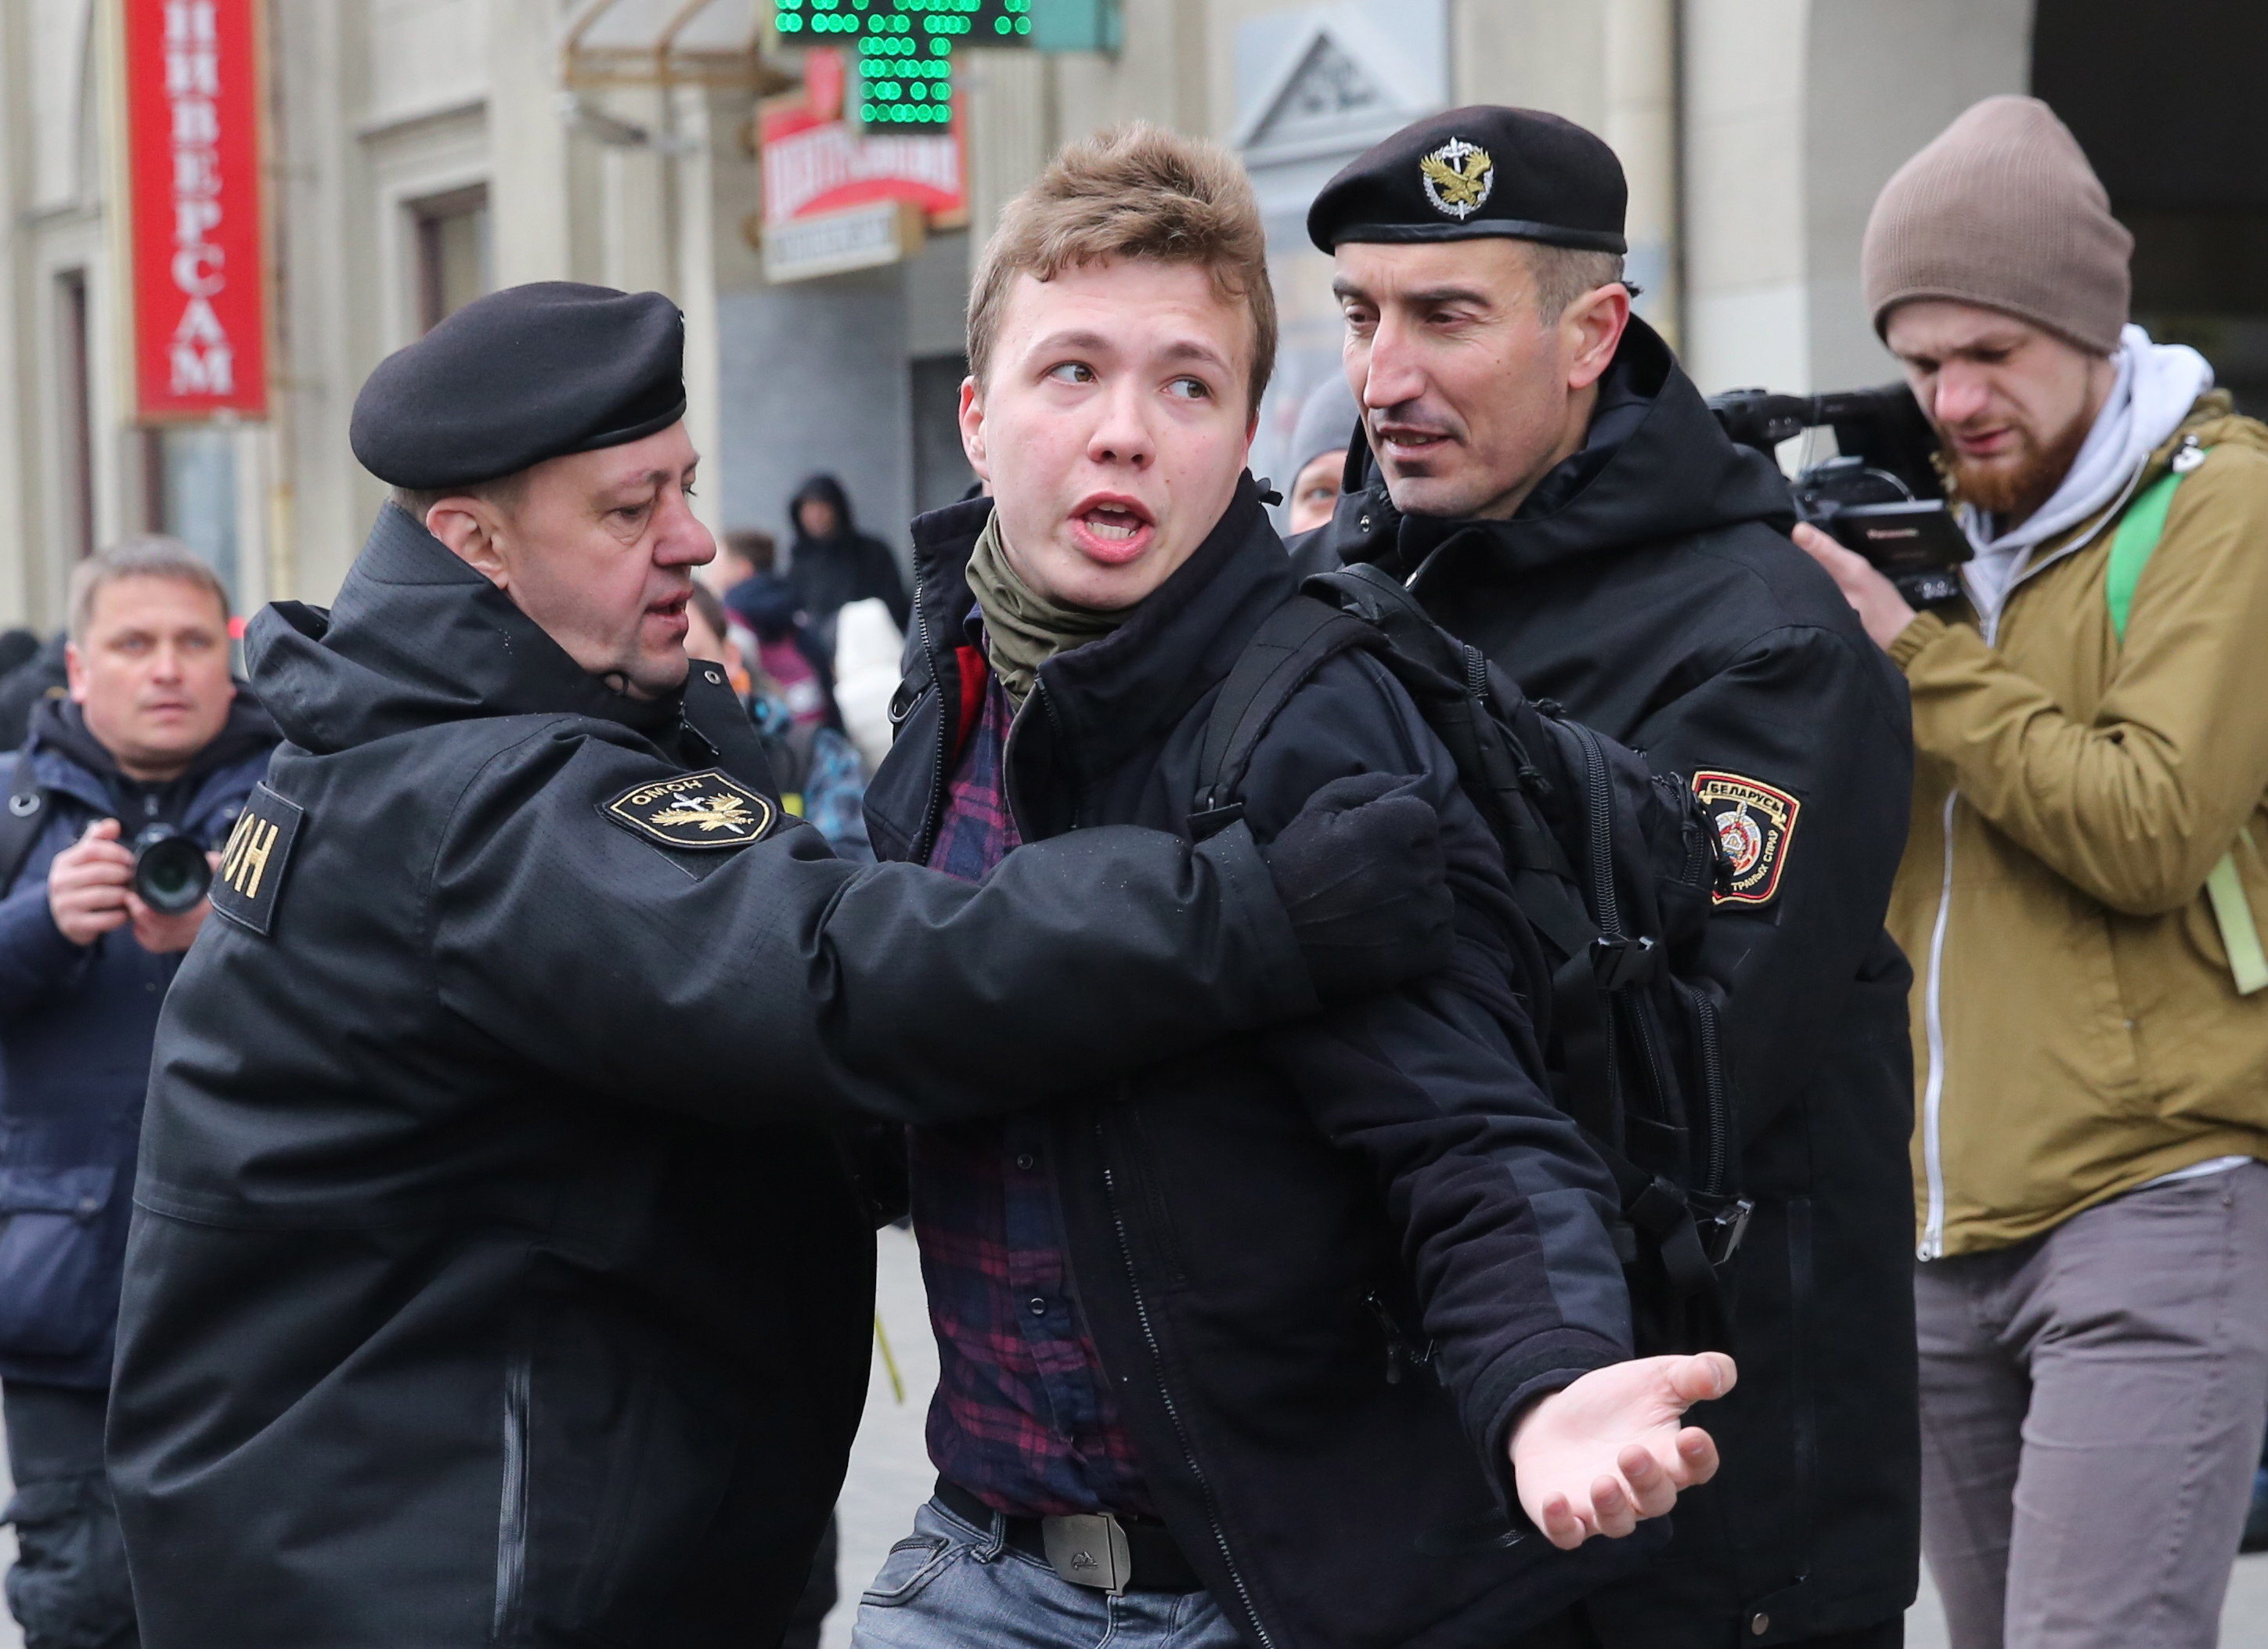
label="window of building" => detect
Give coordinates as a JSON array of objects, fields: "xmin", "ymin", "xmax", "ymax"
[
  {"xmin": 413, "ymin": 185, "xmax": 492, "ymax": 334},
  {"xmin": 2035, "ymin": 0, "xmax": 2268, "ymax": 411},
  {"xmin": 57, "ymin": 271, "xmax": 96, "ymax": 561},
  {"xmin": 142, "ymin": 428, "xmax": 240, "ymax": 608},
  {"xmin": 910, "ymin": 352, "xmax": 975, "ymax": 516}
]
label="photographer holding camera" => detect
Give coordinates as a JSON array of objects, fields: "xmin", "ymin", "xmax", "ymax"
[
  {"xmin": 0, "ymin": 539, "xmax": 274, "ymax": 1649},
  {"xmin": 1799, "ymin": 97, "xmax": 2268, "ymax": 1649}
]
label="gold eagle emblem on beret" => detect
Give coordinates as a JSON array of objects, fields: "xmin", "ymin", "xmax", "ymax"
[{"xmin": 1419, "ymin": 138, "xmax": 1495, "ymax": 220}]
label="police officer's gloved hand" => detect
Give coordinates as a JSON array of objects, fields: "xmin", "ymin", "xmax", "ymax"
[{"xmin": 1260, "ymin": 773, "xmax": 1455, "ymax": 997}]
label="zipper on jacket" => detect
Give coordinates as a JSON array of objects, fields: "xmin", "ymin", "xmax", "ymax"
[
  {"xmin": 1918, "ymin": 458, "xmax": 2161, "ymax": 1254},
  {"xmin": 1689, "ymin": 984, "xmax": 1732, "ymax": 1199},
  {"xmin": 492, "ymin": 1347, "xmax": 532, "ymax": 1642},
  {"xmin": 907, "ymin": 565, "xmax": 954, "ymax": 864},
  {"xmin": 1918, "ymin": 790, "xmax": 1959, "ymax": 1259},
  {"xmin": 1096, "ymin": 1119, "xmax": 1276, "ymax": 1649}
]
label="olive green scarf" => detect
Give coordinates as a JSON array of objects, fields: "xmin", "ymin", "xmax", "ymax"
[{"xmin": 963, "ymin": 512, "xmax": 1127, "ymax": 708}]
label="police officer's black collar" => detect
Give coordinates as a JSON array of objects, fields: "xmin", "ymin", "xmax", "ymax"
[{"xmin": 247, "ymin": 503, "xmax": 690, "ymax": 756}]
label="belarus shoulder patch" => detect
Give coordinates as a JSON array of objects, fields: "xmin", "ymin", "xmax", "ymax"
[
  {"xmin": 601, "ymin": 769, "xmax": 776, "ymax": 851},
  {"xmin": 211, "ymin": 783, "xmax": 304, "ymax": 936},
  {"xmin": 1693, "ymin": 770, "xmax": 1801, "ymax": 907}
]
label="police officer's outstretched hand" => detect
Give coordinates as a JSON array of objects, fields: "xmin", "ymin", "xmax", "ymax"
[
  {"xmin": 1509, "ymin": 1351, "xmax": 1736, "ymax": 1550},
  {"xmin": 1260, "ymin": 772, "xmax": 1454, "ymax": 997}
]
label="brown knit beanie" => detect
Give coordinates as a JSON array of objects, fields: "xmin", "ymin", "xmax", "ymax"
[{"xmin": 1862, "ymin": 96, "xmax": 2131, "ymax": 355}]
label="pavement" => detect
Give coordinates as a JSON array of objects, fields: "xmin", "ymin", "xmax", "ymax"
[{"xmin": 0, "ymin": 1225, "xmax": 2254, "ymax": 1647}]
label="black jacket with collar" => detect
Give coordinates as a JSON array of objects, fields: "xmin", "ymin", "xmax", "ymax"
[
  {"xmin": 1301, "ymin": 319, "xmax": 1920, "ymax": 1645},
  {"xmin": 108, "ymin": 503, "xmax": 1333, "ymax": 1649},
  {"xmin": 863, "ymin": 478, "xmax": 1659, "ymax": 1649}
]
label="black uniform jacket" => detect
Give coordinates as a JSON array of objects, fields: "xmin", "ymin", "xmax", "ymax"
[
  {"xmin": 863, "ymin": 478, "xmax": 1656, "ymax": 1649},
  {"xmin": 1305, "ymin": 319, "xmax": 1921, "ymax": 1645},
  {"xmin": 109, "ymin": 504, "xmax": 1329, "ymax": 1649}
]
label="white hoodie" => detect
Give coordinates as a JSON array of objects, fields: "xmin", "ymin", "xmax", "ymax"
[{"xmin": 1959, "ymin": 323, "xmax": 2215, "ymax": 624}]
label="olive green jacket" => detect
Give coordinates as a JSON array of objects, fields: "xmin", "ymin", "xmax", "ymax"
[{"xmin": 1887, "ymin": 393, "xmax": 2268, "ymax": 1257}]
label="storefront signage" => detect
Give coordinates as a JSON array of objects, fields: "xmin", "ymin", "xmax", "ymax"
[
  {"xmin": 763, "ymin": 199, "xmax": 928, "ymax": 284},
  {"xmin": 753, "ymin": 48, "xmax": 964, "ymax": 283},
  {"xmin": 120, "ymin": 0, "xmax": 272, "ymax": 421}
]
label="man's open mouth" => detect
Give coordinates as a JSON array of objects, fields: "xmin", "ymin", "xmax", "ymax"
[{"xmin": 1069, "ymin": 496, "xmax": 1156, "ymax": 561}]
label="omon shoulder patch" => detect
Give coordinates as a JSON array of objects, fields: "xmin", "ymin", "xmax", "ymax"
[
  {"xmin": 1693, "ymin": 770, "xmax": 1801, "ymax": 907},
  {"xmin": 602, "ymin": 769, "xmax": 776, "ymax": 851},
  {"xmin": 211, "ymin": 783, "xmax": 304, "ymax": 936}
]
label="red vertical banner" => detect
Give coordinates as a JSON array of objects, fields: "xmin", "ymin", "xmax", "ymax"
[{"xmin": 121, "ymin": 0, "xmax": 271, "ymax": 421}]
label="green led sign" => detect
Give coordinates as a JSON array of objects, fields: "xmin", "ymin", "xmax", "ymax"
[{"xmin": 773, "ymin": 0, "xmax": 1039, "ymax": 128}]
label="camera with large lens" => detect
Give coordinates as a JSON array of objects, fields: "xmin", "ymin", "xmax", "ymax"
[
  {"xmin": 1709, "ymin": 384, "xmax": 1972, "ymax": 608},
  {"xmin": 132, "ymin": 824, "xmax": 211, "ymax": 915}
]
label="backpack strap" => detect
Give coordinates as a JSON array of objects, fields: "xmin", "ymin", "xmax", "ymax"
[
  {"xmin": 2105, "ymin": 468, "xmax": 2184, "ymax": 644},
  {"xmin": 0, "ymin": 752, "xmax": 49, "ymax": 898},
  {"xmin": 2102, "ymin": 448, "xmax": 2266, "ymax": 994},
  {"xmin": 1188, "ymin": 595, "xmax": 1381, "ymax": 839}
]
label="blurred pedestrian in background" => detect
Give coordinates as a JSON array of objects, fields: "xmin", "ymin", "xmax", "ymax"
[
  {"xmin": 1801, "ymin": 95, "xmax": 2268, "ymax": 1649},
  {"xmin": 718, "ymin": 528, "xmax": 844, "ymax": 737},
  {"xmin": 787, "ymin": 474, "xmax": 911, "ymax": 648},
  {"xmin": 684, "ymin": 582, "xmax": 869, "ymax": 861},
  {"xmin": 1283, "ymin": 373, "xmax": 1359, "ymax": 535},
  {"xmin": 0, "ymin": 539, "xmax": 276, "ymax": 1649},
  {"xmin": 0, "ymin": 634, "xmax": 70, "ymax": 755}
]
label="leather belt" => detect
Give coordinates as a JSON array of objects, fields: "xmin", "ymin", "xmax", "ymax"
[{"xmin": 933, "ymin": 1477, "xmax": 1206, "ymax": 1595}]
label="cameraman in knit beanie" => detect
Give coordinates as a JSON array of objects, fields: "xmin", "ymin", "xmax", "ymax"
[{"xmin": 1801, "ymin": 94, "xmax": 2268, "ymax": 1649}]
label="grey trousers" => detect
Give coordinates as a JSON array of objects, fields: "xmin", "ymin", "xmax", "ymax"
[{"xmin": 1915, "ymin": 1160, "xmax": 2268, "ymax": 1649}]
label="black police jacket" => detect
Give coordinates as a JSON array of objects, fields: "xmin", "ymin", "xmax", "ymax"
[
  {"xmin": 1304, "ymin": 319, "xmax": 1921, "ymax": 1646},
  {"xmin": 108, "ymin": 504, "xmax": 1332, "ymax": 1649},
  {"xmin": 862, "ymin": 478, "xmax": 1657, "ymax": 1649}
]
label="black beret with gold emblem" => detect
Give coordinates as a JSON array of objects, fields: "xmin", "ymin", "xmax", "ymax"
[
  {"xmin": 351, "ymin": 282, "xmax": 687, "ymax": 490},
  {"xmin": 1307, "ymin": 106, "xmax": 1628, "ymax": 254}
]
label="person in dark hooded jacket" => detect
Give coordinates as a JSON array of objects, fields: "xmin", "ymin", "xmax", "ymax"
[
  {"xmin": 788, "ymin": 474, "xmax": 912, "ymax": 644},
  {"xmin": 1301, "ymin": 109, "xmax": 1919, "ymax": 1649},
  {"xmin": 0, "ymin": 539, "xmax": 276, "ymax": 1649}
]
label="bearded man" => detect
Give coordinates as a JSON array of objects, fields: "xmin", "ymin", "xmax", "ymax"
[{"xmin": 1799, "ymin": 96, "xmax": 2268, "ymax": 1649}]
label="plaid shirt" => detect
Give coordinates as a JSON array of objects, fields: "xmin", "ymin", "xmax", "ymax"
[{"xmin": 913, "ymin": 659, "xmax": 1156, "ymax": 1518}]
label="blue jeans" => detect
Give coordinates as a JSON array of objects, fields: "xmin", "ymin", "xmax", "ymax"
[{"xmin": 849, "ymin": 1497, "xmax": 1243, "ymax": 1649}]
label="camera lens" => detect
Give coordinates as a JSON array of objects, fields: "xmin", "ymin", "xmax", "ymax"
[{"xmin": 132, "ymin": 826, "xmax": 212, "ymax": 916}]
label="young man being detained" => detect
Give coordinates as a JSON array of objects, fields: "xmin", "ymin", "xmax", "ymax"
[{"xmin": 853, "ymin": 126, "xmax": 1733, "ymax": 1649}]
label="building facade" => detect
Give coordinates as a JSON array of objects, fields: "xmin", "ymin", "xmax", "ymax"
[{"xmin": 0, "ymin": 0, "xmax": 2256, "ymax": 628}]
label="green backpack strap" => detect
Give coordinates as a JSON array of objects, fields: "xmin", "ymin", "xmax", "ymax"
[
  {"xmin": 2105, "ymin": 471, "xmax": 2184, "ymax": 644},
  {"xmin": 2103, "ymin": 450, "xmax": 2268, "ymax": 994}
]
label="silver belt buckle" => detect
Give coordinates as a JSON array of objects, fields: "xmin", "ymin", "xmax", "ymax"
[{"xmin": 1041, "ymin": 1512, "xmax": 1132, "ymax": 1594}]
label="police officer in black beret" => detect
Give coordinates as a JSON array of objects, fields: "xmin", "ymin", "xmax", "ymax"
[
  {"xmin": 1299, "ymin": 111, "xmax": 1920, "ymax": 1649},
  {"xmin": 107, "ymin": 282, "xmax": 1459, "ymax": 1649}
]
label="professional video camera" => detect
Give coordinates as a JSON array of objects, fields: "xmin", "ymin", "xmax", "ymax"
[{"xmin": 1707, "ymin": 384, "xmax": 1972, "ymax": 607}]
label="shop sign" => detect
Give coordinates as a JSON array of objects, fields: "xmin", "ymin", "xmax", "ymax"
[
  {"xmin": 755, "ymin": 49, "xmax": 965, "ymax": 254},
  {"xmin": 120, "ymin": 0, "xmax": 272, "ymax": 421},
  {"xmin": 763, "ymin": 199, "xmax": 928, "ymax": 285}
]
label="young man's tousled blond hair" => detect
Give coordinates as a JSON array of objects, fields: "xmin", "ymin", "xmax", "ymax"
[{"xmin": 967, "ymin": 124, "xmax": 1278, "ymax": 416}]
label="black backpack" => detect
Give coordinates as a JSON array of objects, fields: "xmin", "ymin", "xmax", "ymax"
[{"xmin": 1190, "ymin": 565, "xmax": 1752, "ymax": 1354}]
